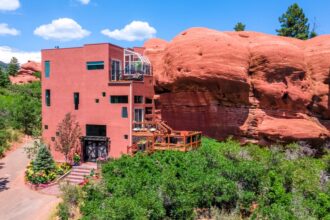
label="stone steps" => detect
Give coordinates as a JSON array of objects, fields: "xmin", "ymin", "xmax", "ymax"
[{"xmin": 62, "ymin": 164, "xmax": 97, "ymax": 185}]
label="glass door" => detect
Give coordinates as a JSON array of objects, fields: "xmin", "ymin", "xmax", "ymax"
[
  {"xmin": 111, "ymin": 60, "xmax": 121, "ymax": 81},
  {"xmin": 134, "ymin": 109, "xmax": 144, "ymax": 128}
]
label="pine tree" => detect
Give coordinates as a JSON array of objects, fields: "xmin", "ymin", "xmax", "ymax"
[
  {"xmin": 234, "ymin": 22, "xmax": 246, "ymax": 31},
  {"xmin": 6, "ymin": 57, "xmax": 19, "ymax": 76},
  {"xmin": 276, "ymin": 3, "xmax": 310, "ymax": 40},
  {"xmin": 33, "ymin": 143, "xmax": 56, "ymax": 173},
  {"xmin": 0, "ymin": 67, "xmax": 10, "ymax": 87}
]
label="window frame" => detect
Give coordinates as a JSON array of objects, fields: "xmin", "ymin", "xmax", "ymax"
[
  {"xmin": 45, "ymin": 89, "xmax": 51, "ymax": 106},
  {"xmin": 134, "ymin": 96, "xmax": 143, "ymax": 104},
  {"xmin": 45, "ymin": 61, "xmax": 50, "ymax": 78},
  {"xmin": 110, "ymin": 95, "xmax": 129, "ymax": 104},
  {"xmin": 86, "ymin": 61, "xmax": 104, "ymax": 70}
]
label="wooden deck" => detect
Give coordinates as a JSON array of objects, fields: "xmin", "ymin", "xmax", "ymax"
[{"xmin": 128, "ymin": 121, "xmax": 202, "ymax": 155}]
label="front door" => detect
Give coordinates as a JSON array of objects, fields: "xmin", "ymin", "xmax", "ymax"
[
  {"xmin": 83, "ymin": 125, "xmax": 108, "ymax": 162},
  {"xmin": 83, "ymin": 138, "xmax": 108, "ymax": 162}
]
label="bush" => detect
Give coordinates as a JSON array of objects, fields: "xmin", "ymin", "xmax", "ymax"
[
  {"xmin": 57, "ymin": 182, "xmax": 84, "ymax": 219},
  {"xmin": 80, "ymin": 138, "xmax": 330, "ymax": 219},
  {"xmin": 25, "ymin": 143, "xmax": 70, "ymax": 184}
]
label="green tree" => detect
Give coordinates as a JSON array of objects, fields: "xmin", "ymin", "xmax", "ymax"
[
  {"xmin": 234, "ymin": 22, "xmax": 246, "ymax": 31},
  {"xmin": 276, "ymin": 3, "xmax": 310, "ymax": 40},
  {"xmin": 0, "ymin": 67, "xmax": 10, "ymax": 87},
  {"xmin": 6, "ymin": 57, "xmax": 19, "ymax": 76},
  {"xmin": 12, "ymin": 95, "xmax": 41, "ymax": 135},
  {"xmin": 33, "ymin": 143, "xmax": 56, "ymax": 173}
]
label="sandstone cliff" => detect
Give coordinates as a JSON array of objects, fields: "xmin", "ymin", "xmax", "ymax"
[
  {"xmin": 10, "ymin": 60, "xmax": 41, "ymax": 84},
  {"xmin": 144, "ymin": 28, "xmax": 330, "ymax": 145}
]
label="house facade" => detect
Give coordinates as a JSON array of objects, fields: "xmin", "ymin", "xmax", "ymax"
[{"xmin": 42, "ymin": 43, "xmax": 201, "ymax": 162}]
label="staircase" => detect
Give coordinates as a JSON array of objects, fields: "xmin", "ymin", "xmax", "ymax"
[{"xmin": 62, "ymin": 163, "xmax": 97, "ymax": 185}]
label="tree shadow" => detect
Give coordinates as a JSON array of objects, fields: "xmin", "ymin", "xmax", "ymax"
[
  {"xmin": 0, "ymin": 177, "xmax": 9, "ymax": 192},
  {"xmin": 0, "ymin": 162, "xmax": 4, "ymax": 170}
]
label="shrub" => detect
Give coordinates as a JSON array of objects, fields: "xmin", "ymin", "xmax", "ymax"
[
  {"xmin": 80, "ymin": 138, "xmax": 330, "ymax": 219},
  {"xmin": 57, "ymin": 182, "xmax": 84, "ymax": 219}
]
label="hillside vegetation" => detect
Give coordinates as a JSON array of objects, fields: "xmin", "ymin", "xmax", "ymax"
[
  {"xmin": 0, "ymin": 81, "xmax": 41, "ymax": 156},
  {"xmin": 80, "ymin": 138, "xmax": 330, "ymax": 219}
]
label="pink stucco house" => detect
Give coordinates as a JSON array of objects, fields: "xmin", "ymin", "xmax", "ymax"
[{"xmin": 42, "ymin": 43, "xmax": 201, "ymax": 162}]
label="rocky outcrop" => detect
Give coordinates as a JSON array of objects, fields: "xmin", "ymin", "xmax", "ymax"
[
  {"xmin": 10, "ymin": 60, "xmax": 41, "ymax": 84},
  {"xmin": 144, "ymin": 28, "xmax": 330, "ymax": 145}
]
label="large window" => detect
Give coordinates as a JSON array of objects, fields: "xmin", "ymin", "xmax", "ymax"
[
  {"xmin": 45, "ymin": 89, "xmax": 51, "ymax": 106},
  {"xmin": 110, "ymin": 96, "xmax": 128, "ymax": 104},
  {"xmin": 74, "ymin": 92, "xmax": 79, "ymax": 110},
  {"xmin": 45, "ymin": 61, "xmax": 50, "ymax": 78},
  {"xmin": 134, "ymin": 96, "xmax": 143, "ymax": 104},
  {"xmin": 86, "ymin": 125, "xmax": 106, "ymax": 137},
  {"xmin": 86, "ymin": 61, "xmax": 104, "ymax": 70}
]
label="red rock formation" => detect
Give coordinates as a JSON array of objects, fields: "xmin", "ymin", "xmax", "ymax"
[
  {"xmin": 10, "ymin": 60, "xmax": 41, "ymax": 84},
  {"xmin": 144, "ymin": 28, "xmax": 330, "ymax": 145}
]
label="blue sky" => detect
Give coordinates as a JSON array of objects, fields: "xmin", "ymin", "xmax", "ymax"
[{"xmin": 0, "ymin": 0, "xmax": 329, "ymax": 63}]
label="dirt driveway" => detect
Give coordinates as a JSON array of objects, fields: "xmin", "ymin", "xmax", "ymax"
[{"xmin": 0, "ymin": 140, "xmax": 60, "ymax": 220}]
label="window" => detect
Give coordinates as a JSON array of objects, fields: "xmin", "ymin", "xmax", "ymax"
[
  {"xmin": 95, "ymin": 99, "xmax": 99, "ymax": 103},
  {"xmin": 44, "ymin": 125, "xmax": 48, "ymax": 129},
  {"xmin": 86, "ymin": 61, "xmax": 104, "ymax": 70},
  {"xmin": 145, "ymin": 107, "xmax": 152, "ymax": 115},
  {"xmin": 134, "ymin": 109, "xmax": 144, "ymax": 122},
  {"xmin": 45, "ymin": 61, "xmax": 50, "ymax": 78},
  {"xmin": 45, "ymin": 89, "xmax": 51, "ymax": 106},
  {"xmin": 145, "ymin": 97, "xmax": 153, "ymax": 104},
  {"xmin": 74, "ymin": 92, "xmax": 79, "ymax": 110},
  {"xmin": 121, "ymin": 107, "xmax": 128, "ymax": 118},
  {"xmin": 102, "ymin": 92, "xmax": 106, "ymax": 97},
  {"xmin": 124, "ymin": 134, "xmax": 128, "ymax": 139},
  {"xmin": 134, "ymin": 96, "xmax": 143, "ymax": 104},
  {"xmin": 86, "ymin": 125, "xmax": 106, "ymax": 137},
  {"xmin": 110, "ymin": 96, "xmax": 128, "ymax": 103}
]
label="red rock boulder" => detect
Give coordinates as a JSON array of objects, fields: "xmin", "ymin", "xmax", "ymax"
[
  {"xmin": 10, "ymin": 60, "xmax": 41, "ymax": 84},
  {"xmin": 144, "ymin": 28, "xmax": 330, "ymax": 145}
]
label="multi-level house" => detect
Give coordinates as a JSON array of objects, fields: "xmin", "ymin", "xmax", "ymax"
[{"xmin": 42, "ymin": 43, "xmax": 201, "ymax": 162}]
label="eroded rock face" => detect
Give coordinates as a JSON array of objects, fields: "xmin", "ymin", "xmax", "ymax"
[
  {"xmin": 10, "ymin": 60, "xmax": 41, "ymax": 84},
  {"xmin": 144, "ymin": 28, "xmax": 330, "ymax": 145}
]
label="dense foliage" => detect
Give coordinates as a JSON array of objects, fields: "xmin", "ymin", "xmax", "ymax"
[
  {"xmin": 80, "ymin": 138, "xmax": 330, "ymax": 219},
  {"xmin": 276, "ymin": 3, "xmax": 313, "ymax": 40},
  {"xmin": 0, "ymin": 81, "xmax": 41, "ymax": 156},
  {"xmin": 25, "ymin": 143, "xmax": 71, "ymax": 184}
]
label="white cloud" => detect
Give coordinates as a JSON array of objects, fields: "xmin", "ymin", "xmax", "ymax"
[
  {"xmin": 101, "ymin": 21, "xmax": 156, "ymax": 41},
  {"xmin": 0, "ymin": 46, "xmax": 40, "ymax": 64},
  {"xmin": 0, "ymin": 0, "xmax": 20, "ymax": 11},
  {"xmin": 77, "ymin": 0, "xmax": 90, "ymax": 5},
  {"xmin": 0, "ymin": 23, "xmax": 20, "ymax": 36},
  {"xmin": 34, "ymin": 18, "xmax": 90, "ymax": 41}
]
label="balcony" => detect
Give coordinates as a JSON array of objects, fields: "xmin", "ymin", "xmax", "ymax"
[
  {"xmin": 110, "ymin": 49, "xmax": 152, "ymax": 82},
  {"xmin": 128, "ymin": 121, "xmax": 202, "ymax": 154}
]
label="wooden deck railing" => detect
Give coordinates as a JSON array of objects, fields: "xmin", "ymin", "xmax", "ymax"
[{"xmin": 129, "ymin": 121, "xmax": 202, "ymax": 155}]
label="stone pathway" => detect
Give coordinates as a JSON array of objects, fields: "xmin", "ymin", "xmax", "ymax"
[{"xmin": 0, "ymin": 140, "xmax": 60, "ymax": 220}]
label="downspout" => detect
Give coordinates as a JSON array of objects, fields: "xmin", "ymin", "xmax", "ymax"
[{"xmin": 129, "ymin": 82, "xmax": 133, "ymax": 147}]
